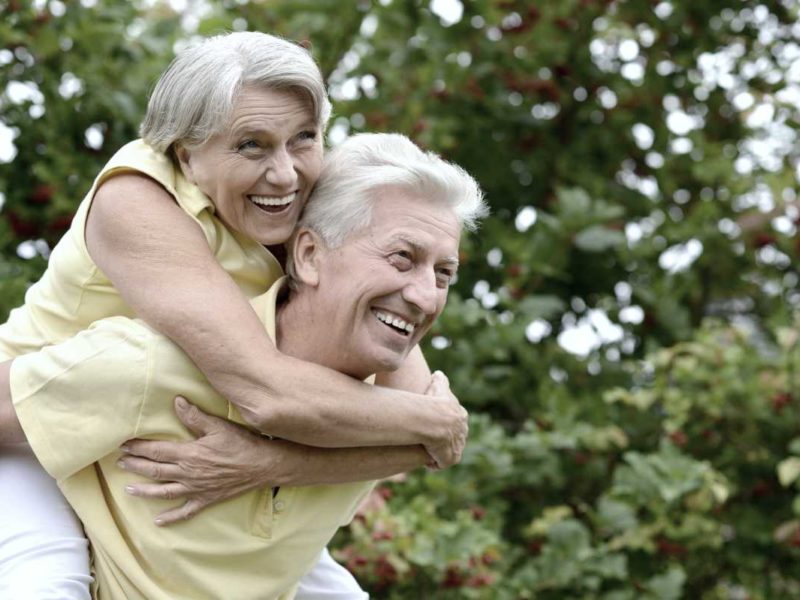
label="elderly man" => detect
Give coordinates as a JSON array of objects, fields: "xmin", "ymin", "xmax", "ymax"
[{"xmin": 0, "ymin": 133, "xmax": 486, "ymax": 599}]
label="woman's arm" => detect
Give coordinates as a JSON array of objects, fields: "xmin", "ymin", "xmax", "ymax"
[
  {"xmin": 120, "ymin": 396, "xmax": 431, "ymax": 525},
  {"xmin": 87, "ymin": 175, "xmax": 466, "ymax": 466}
]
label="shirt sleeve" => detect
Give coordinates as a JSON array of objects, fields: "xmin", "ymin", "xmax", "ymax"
[{"xmin": 10, "ymin": 317, "xmax": 153, "ymax": 481}]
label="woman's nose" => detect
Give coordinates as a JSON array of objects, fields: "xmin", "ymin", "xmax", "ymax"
[{"xmin": 265, "ymin": 148, "xmax": 298, "ymax": 190}]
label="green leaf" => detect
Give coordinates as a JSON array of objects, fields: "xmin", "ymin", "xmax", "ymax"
[
  {"xmin": 518, "ymin": 295, "xmax": 567, "ymax": 320},
  {"xmin": 644, "ymin": 566, "xmax": 686, "ymax": 600},
  {"xmin": 596, "ymin": 497, "xmax": 639, "ymax": 534},
  {"xmin": 574, "ymin": 225, "xmax": 626, "ymax": 252},
  {"xmin": 777, "ymin": 457, "xmax": 800, "ymax": 488}
]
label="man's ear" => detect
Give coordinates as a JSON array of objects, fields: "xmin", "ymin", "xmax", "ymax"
[
  {"xmin": 292, "ymin": 228, "xmax": 325, "ymax": 287},
  {"xmin": 174, "ymin": 145, "xmax": 196, "ymax": 184}
]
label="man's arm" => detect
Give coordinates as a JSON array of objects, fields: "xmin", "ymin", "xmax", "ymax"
[
  {"xmin": 0, "ymin": 361, "xmax": 25, "ymax": 445},
  {"xmin": 87, "ymin": 175, "xmax": 465, "ymax": 466},
  {"xmin": 3, "ymin": 322, "xmax": 147, "ymax": 480}
]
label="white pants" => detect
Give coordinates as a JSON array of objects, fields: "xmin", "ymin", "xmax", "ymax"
[{"xmin": 0, "ymin": 445, "xmax": 367, "ymax": 599}]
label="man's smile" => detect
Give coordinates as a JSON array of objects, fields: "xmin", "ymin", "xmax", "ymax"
[{"xmin": 372, "ymin": 309, "xmax": 416, "ymax": 336}]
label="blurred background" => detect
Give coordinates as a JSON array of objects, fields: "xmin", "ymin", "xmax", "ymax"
[{"xmin": 2, "ymin": 0, "xmax": 800, "ymax": 597}]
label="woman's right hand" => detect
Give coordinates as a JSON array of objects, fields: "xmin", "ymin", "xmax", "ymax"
[
  {"xmin": 421, "ymin": 371, "xmax": 469, "ymax": 470},
  {"xmin": 118, "ymin": 396, "xmax": 280, "ymax": 526}
]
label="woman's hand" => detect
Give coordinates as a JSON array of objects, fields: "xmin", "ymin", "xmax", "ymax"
[
  {"xmin": 118, "ymin": 396, "xmax": 277, "ymax": 526},
  {"xmin": 420, "ymin": 371, "xmax": 468, "ymax": 470}
]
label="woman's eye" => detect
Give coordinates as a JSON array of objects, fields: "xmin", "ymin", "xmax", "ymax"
[
  {"xmin": 294, "ymin": 130, "xmax": 318, "ymax": 146},
  {"xmin": 237, "ymin": 140, "xmax": 261, "ymax": 152}
]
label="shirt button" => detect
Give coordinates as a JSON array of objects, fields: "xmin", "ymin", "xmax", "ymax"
[{"xmin": 274, "ymin": 500, "xmax": 285, "ymax": 511}]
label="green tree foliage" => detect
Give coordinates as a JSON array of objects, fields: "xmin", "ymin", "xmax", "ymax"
[{"xmin": 2, "ymin": 0, "xmax": 800, "ymax": 596}]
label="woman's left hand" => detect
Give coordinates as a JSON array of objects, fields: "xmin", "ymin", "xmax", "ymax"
[{"xmin": 118, "ymin": 396, "xmax": 280, "ymax": 526}]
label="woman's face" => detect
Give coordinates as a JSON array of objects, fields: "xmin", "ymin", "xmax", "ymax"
[{"xmin": 177, "ymin": 86, "xmax": 324, "ymax": 246}]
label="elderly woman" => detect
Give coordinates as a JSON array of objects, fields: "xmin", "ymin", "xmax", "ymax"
[{"xmin": 0, "ymin": 32, "xmax": 467, "ymax": 598}]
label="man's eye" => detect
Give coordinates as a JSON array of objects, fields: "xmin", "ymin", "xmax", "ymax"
[
  {"xmin": 436, "ymin": 268, "xmax": 455, "ymax": 286},
  {"xmin": 391, "ymin": 251, "xmax": 413, "ymax": 268}
]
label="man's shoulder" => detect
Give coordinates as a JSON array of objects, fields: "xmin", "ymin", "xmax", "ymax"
[{"xmin": 84, "ymin": 316, "xmax": 161, "ymax": 352}]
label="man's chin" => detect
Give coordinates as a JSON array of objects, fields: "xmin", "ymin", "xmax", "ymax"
[{"xmin": 362, "ymin": 351, "xmax": 408, "ymax": 377}]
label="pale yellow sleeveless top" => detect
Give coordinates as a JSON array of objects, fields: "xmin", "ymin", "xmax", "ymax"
[{"xmin": 0, "ymin": 139, "xmax": 283, "ymax": 360}]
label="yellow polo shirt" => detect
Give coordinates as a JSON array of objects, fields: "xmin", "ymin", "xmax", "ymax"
[
  {"xmin": 10, "ymin": 279, "xmax": 375, "ymax": 600},
  {"xmin": 0, "ymin": 139, "xmax": 282, "ymax": 361}
]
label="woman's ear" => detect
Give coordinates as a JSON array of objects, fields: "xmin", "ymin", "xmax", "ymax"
[
  {"xmin": 174, "ymin": 145, "xmax": 196, "ymax": 184},
  {"xmin": 292, "ymin": 228, "xmax": 324, "ymax": 287}
]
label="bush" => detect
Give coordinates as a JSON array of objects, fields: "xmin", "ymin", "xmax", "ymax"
[{"xmin": 3, "ymin": 0, "xmax": 800, "ymax": 596}]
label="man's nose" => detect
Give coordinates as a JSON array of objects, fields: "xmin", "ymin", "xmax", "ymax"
[
  {"xmin": 402, "ymin": 270, "xmax": 440, "ymax": 316},
  {"xmin": 265, "ymin": 148, "xmax": 298, "ymax": 190}
]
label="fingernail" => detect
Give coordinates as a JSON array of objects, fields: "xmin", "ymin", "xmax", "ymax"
[
  {"xmin": 117, "ymin": 459, "xmax": 127, "ymax": 470},
  {"xmin": 176, "ymin": 396, "xmax": 187, "ymax": 408},
  {"xmin": 154, "ymin": 518, "xmax": 164, "ymax": 527},
  {"xmin": 120, "ymin": 444, "xmax": 131, "ymax": 453},
  {"xmin": 125, "ymin": 485, "xmax": 137, "ymax": 495}
]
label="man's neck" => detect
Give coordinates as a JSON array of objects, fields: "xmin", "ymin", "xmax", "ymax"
[{"xmin": 275, "ymin": 293, "xmax": 370, "ymax": 381}]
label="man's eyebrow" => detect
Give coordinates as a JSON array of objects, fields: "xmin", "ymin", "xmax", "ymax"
[
  {"xmin": 390, "ymin": 234, "xmax": 459, "ymax": 267},
  {"xmin": 440, "ymin": 256, "xmax": 460, "ymax": 268}
]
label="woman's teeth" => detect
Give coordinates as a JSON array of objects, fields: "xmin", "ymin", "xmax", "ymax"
[{"xmin": 249, "ymin": 192, "xmax": 297, "ymax": 207}]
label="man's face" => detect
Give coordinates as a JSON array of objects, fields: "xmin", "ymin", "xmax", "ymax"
[{"xmin": 312, "ymin": 187, "xmax": 461, "ymax": 377}]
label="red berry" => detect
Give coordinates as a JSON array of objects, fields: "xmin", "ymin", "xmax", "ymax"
[
  {"xmin": 656, "ymin": 538, "xmax": 686, "ymax": 557},
  {"xmin": 669, "ymin": 430, "xmax": 687, "ymax": 447},
  {"xmin": 48, "ymin": 214, "xmax": 74, "ymax": 232},
  {"xmin": 527, "ymin": 540, "xmax": 543, "ymax": 555},
  {"xmin": 442, "ymin": 566, "xmax": 464, "ymax": 588},
  {"xmin": 506, "ymin": 263, "xmax": 523, "ymax": 277},
  {"xmin": 466, "ymin": 573, "xmax": 494, "ymax": 588},
  {"xmin": 374, "ymin": 556, "xmax": 398, "ymax": 584},
  {"xmin": 771, "ymin": 392, "xmax": 792, "ymax": 413},
  {"xmin": 7, "ymin": 211, "xmax": 39, "ymax": 237},
  {"xmin": 753, "ymin": 232, "xmax": 776, "ymax": 248},
  {"xmin": 470, "ymin": 506, "xmax": 486, "ymax": 520},
  {"xmin": 573, "ymin": 451, "xmax": 590, "ymax": 465},
  {"xmin": 29, "ymin": 184, "xmax": 54, "ymax": 205},
  {"xmin": 789, "ymin": 529, "xmax": 800, "ymax": 548},
  {"xmin": 371, "ymin": 530, "xmax": 394, "ymax": 541}
]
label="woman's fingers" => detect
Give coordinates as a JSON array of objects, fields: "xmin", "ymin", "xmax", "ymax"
[
  {"xmin": 117, "ymin": 455, "xmax": 182, "ymax": 481},
  {"xmin": 120, "ymin": 438, "xmax": 183, "ymax": 463},
  {"xmin": 154, "ymin": 499, "xmax": 207, "ymax": 526},
  {"xmin": 125, "ymin": 481, "xmax": 189, "ymax": 501},
  {"xmin": 174, "ymin": 396, "xmax": 221, "ymax": 437},
  {"xmin": 424, "ymin": 370, "xmax": 450, "ymax": 396}
]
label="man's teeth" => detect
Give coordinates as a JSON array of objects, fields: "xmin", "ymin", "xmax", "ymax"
[
  {"xmin": 375, "ymin": 311, "xmax": 415, "ymax": 334},
  {"xmin": 249, "ymin": 192, "xmax": 296, "ymax": 207}
]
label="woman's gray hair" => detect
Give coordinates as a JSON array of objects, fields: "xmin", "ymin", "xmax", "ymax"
[
  {"xmin": 286, "ymin": 133, "xmax": 487, "ymax": 283},
  {"xmin": 140, "ymin": 32, "xmax": 331, "ymax": 154}
]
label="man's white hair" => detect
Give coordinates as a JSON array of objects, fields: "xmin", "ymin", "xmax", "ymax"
[
  {"xmin": 140, "ymin": 32, "xmax": 331, "ymax": 155},
  {"xmin": 287, "ymin": 133, "xmax": 487, "ymax": 282}
]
